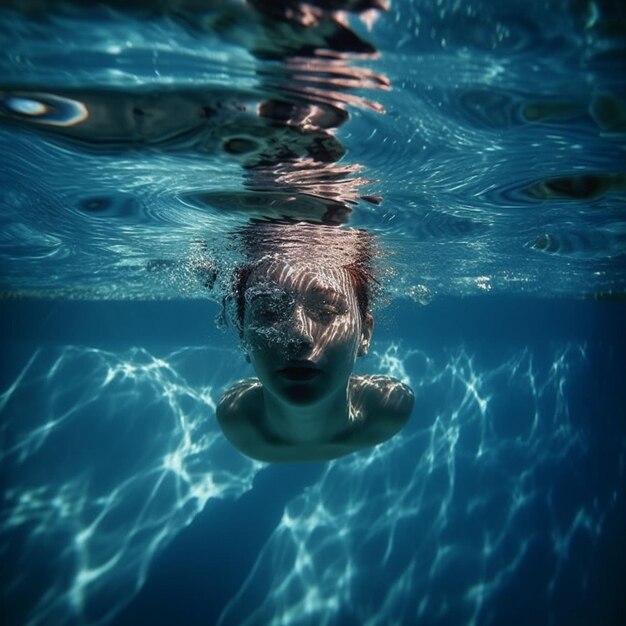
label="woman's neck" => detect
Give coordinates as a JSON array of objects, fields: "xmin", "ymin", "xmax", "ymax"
[{"xmin": 261, "ymin": 383, "xmax": 353, "ymax": 445}]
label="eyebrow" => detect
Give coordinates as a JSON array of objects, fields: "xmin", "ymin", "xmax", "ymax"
[{"xmin": 308, "ymin": 285, "xmax": 348, "ymax": 301}]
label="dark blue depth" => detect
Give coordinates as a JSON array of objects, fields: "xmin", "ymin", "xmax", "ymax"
[{"xmin": 1, "ymin": 297, "xmax": 624, "ymax": 626}]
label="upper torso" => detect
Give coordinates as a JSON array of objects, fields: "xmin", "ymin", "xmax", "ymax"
[{"xmin": 216, "ymin": 375, "xmax": 414, "ymax": 462}]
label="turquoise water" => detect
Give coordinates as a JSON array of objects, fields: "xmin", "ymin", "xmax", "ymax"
[
  {"xmin": 1, "ymin": 1, "xmax": 625, "ymax": 625},
  {"xmin": 1, "ymin": 0, "xmax": 624, "ymax": 299}
]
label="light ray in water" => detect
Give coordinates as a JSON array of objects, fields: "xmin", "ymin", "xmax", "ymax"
[
  {"xmin": 1, "ymin": 341, "xmax": 623, "ymax": 626},
  {"xmin": 0, "ymin": 345, "xmax": 261, "ymax": 626},
  {"xmin": 217, "ymin": 341, "xmax": 622, "ymax": 626}
]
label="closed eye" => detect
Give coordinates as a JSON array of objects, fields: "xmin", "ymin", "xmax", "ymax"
[{"xmin": 309, "ymin": 301, "xmax": 348, "ymax": 324}]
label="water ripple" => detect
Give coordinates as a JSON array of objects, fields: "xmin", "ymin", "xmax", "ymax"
[
  {"xmin": 217, "ymin": 341, "xmax": 621, "ymax": 626},
  {"xmin": 1, "ymin": 332, "xmax": 624, "ymax": 625},
  {"xmin": 0, "ymin": 345, "xmax": 262, "ymax": 626},
  {"xmin": 1, "ymin": 0, "xmax": 625, "ymax": 297}
]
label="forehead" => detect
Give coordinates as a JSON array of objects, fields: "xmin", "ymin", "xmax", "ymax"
[{"xmin": 247, "ymin": 260, "xmax": 354, "ymax": 297}]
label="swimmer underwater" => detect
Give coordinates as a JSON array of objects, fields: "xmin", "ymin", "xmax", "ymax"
[{"xmin": 214, "ymin": 223, "xmax": 414, "ymax": 463}]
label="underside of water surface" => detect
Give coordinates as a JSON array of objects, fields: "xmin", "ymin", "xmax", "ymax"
[{"xmin": 0, "ymin": 0, "xmax": 624, "ymax": 301}]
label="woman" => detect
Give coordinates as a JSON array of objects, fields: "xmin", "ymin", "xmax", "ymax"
[{"xmin": 216, "ymin": 222, "xmax": 414, "ymax": 462}]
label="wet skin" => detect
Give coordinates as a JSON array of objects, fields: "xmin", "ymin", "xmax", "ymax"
[
  {"xmin": 217, "ymin": 260, "xmax": 414, "ymax": 462},
  {"xmin": 243, "ymin": 260, "xmax": 370, "ymax": 411}
]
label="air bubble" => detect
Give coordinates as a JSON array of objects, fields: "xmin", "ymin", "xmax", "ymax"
[
  {"xmin": 407, "ymin": 284, "xmax": 431, "ymax": 305},
  {"xmin": 3, "ymin": 97, "xmax": 47, "ymax": 116},
  {"xmin": 0, "ymin": 91, "xmax": 88, "ymax": 127}
]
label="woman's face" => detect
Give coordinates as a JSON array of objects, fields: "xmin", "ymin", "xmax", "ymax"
[{"xmin": 242, "ymin": 259, "xmax": 371, "ymax": 406}]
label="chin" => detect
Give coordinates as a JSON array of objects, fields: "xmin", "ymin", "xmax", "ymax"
[{"xmin": 280, "ymin": 384, "xmax": 327, "ymax": 406}]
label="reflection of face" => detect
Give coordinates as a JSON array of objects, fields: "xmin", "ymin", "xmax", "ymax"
[{"xmin": 242, "ymin": 259, "xmax": 368, "ymax": 407}]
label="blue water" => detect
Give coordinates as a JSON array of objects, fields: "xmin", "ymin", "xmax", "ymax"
[
  {"xmin": 2, "ymin": 298, "xmax": 625, "ymax": 625},
  {"xmin": 1, "ymin": 1, "xmax": 625, "ymax": 625}
]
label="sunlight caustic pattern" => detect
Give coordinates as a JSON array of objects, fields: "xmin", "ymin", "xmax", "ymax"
[
  {"xmin": 218, "ymin": 342, "xmax": 622, "ymax": 626},
  {"xmin": 1, "ymin": 340, "xmax": 623, "ymax": 626},
  {"xmin": 0, "ymin": 345, "xmax": 261, "ymax": 626}
]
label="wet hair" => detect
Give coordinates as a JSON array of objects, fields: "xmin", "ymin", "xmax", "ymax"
[{"xmin": 223, "ymin": 223, "xmax": 378, "ymax": 336}]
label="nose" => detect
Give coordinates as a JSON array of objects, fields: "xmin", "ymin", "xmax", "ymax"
[{"xmin": 285, "ymin": 305, "xmax": 313, "ymax": 356}]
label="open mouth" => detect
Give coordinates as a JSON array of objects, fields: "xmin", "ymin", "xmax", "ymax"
[{"xmin": 278, "ymin": 366, "xmax": 322, "ymax": 381}]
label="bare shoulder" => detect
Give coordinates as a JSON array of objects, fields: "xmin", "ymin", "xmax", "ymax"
[
  {"xmin": 350, "ymin": 375, "xmax": 415, "ymax": 443},
  {"xmin": 216, "ymin": 378, "xmax": 261, "ymax": 430},
  {"xmin": 353, "ymin": 375, "xmax": 414, "ymax": 416}
]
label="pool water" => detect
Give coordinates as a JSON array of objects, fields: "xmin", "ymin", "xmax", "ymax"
[{"xmin": 1, "ymin": 1, "xmax": 625, "ymax": 625}]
